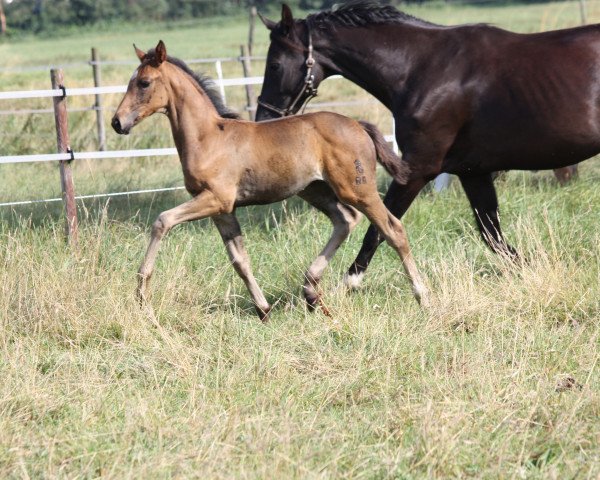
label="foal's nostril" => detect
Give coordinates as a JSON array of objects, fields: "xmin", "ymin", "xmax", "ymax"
[{"xmin": 111, "ymin": 117, "xmax": 122, "ymax": 134}]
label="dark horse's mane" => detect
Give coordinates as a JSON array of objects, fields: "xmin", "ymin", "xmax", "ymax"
[
  {"xmin": 305, "ymin": 0, "xmax": 436, "ymax": 30},
  {"xmin": 145, "ymin": 48, "xmax": 240, "ymax": 119}
]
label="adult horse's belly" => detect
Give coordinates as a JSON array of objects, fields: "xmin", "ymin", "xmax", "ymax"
[
  {"xmin": 444, "ymin": 39, "xmax": 600, "ymax": 173},
  {"xmin": 444, "ymin": 100, "xmax": 600, "ymax": 173},
  {"xmin": 444, "ymin": 140, "xmax": 600, "ymax": 175}
]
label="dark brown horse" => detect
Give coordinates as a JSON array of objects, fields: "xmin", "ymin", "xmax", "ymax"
[
  {"xmin": 256, "ymin": 2, "xmax": 597, "ymax": 288},
  {"xmin": 111, "ymin": 41, "xmax": 428, "ymax": 321}
]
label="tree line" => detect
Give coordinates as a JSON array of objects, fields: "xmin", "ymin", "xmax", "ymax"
[{"xmin": 0, "ymin": 0, "xmax": 406, "ymax": 34}]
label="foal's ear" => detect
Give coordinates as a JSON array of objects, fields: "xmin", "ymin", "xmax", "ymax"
[
  {"xmin": 280, "ymin": 4, "xmax": 296, "ymax": 37},
  {"xmin": 155, "ymin": 40, "xmax": 167, "ymax": 65},
  {"xmin": 133, "ymin": 44, "xmax": 146, "ymax": 62},
  {"xmin": 258, "ymin": 11, "xmax": 277, "ymax": 31}
]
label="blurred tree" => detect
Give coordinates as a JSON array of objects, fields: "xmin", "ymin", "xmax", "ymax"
[
  {"xmin": 127, "ymin": 0, "xmax": 169, "ymax": 21},
  {"xmin": 1, "ymin": 0, "xmax": 409, "ymax": 33},
  {"xmin": 70, "ymin": 0, "xmax": 96, "ymax": 24},
  {"xmin": 299, "ymin": 0, "xmax": 332, "ymax": 9},
  {"xmin": 0, "ymin": 0, "xmax": 6, "ymax": 36}
]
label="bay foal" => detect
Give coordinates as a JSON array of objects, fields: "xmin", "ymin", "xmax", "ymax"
[{"xmin": 112, "ymin": 41, "xmax": 427, "ymax": 320}]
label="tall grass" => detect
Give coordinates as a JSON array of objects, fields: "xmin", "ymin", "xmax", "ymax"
[
  {"xmin": 1, "ymin": 167, "xmax": 598, "ymax": 478},
  {"xmin": 1, "ymin": 2, "xmax": 599, "ymax": 478}
]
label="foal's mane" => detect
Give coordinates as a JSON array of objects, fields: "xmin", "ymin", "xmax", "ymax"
[
  {"xmin": 305, "ymin": 0, "xmax": 436, "ymax": 30},
  {"xmin": 145, "ymin": 48, "xmax": 240, "ymax": 119}
]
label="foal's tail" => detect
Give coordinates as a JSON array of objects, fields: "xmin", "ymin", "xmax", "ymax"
[{"xmin": 359, "ymin": 121, "xmax": 409, "ymax": 185}]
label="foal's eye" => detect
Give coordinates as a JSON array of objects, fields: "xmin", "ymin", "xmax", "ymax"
[
  {"xmin": 269, "ymin": 63, "xmax": 282, "ymax": 73},
  {"xmin": 138, "ymin": 79, "xmax": 151, "ymax": 89}
]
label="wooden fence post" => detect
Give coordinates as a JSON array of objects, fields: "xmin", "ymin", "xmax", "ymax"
[
  {"xmin": 248, "ymin": 5, "xmax": 257, "ymax": 56},
  {"xmin": 579, "ymin": 0, "xmax": 587, "ymax": 25},
  {"xmin": 240, "ymin": 44, "xmax": 256, "ymax": 120},
  {"xmin": 51, "ymin": 69, "xmax": 78, "ymax": 246},
  {"xmin": 91, "ymin": 48, "xmax": 106, "ymax": 150},
  {"xmin": 0, "ymin": 0, "xmax": 6, "ymax": 36}
]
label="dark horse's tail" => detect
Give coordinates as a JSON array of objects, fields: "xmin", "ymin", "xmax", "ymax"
[{"xmin": 359, "ymin": 121, "xmax": 409, "ymax": 185}]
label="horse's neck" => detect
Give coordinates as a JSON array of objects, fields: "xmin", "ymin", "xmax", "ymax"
[
  {"xmin": 319, "ymin": 24, "xmax": 434, "ymax": 108},
  {"xmin": 166, "ymin": 70, "xmax": 220, "ymax": 158}
]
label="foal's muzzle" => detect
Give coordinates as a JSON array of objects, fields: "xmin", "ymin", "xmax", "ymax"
[{"xmin": 111, "ymin": 116, "xmax": 126, "ymax": 135}]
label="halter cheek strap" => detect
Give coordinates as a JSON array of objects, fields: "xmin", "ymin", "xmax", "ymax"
[{"xmin": 257, "ymin": 27, "xmax": 318, "ymax": 118}]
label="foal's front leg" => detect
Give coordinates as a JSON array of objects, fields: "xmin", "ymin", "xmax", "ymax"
[
  {"xmin": 137, "ymin": 190, "xmax": 224, "ymax": 303},
  {"xmin": 298, "ymin": 182, "xmax": 362, "ymax": 315},
  {"xmin": 212, "ymin": 213, "xmax": 271, "ymax": 321}
]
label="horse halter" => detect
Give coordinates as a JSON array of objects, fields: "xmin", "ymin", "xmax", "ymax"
[{"xmin": 257, "ymin": 27, "xmax": 318, "ymax": 118}]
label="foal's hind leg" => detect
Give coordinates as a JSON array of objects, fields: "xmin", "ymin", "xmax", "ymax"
[
  {"xmin": 298, "ymin": 182, "xmax": 362, "ymax": 314},
  {"xmin": 212, "ymin": 213, "xmax": 271, "ymax": 321},
  {"xmin": 459, "ymin": 174, "xmax": 518, "ymax": 259},
  {"xmin": 346, "ymin": 178, "xmax": 428, "ymax": 289},
  {"xmin": 343, "ymin": 191, "xmax": 429, "ymax": 307}
]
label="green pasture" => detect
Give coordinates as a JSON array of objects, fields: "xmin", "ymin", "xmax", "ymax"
[{"xmin": 1, "ymin": 2, "xmax": 599, "ymax": 478}]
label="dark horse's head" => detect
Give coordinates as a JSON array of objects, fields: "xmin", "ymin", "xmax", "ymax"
[
  {"xmin": 256, "ymin": 4, "xmax": 330, "ymax": 121},
  {"xmin": 256, "ymin": 2, "xmax": 426, "ymax": 121}
]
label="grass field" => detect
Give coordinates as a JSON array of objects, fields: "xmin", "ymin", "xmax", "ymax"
[{"xmin": 1, "ymin": 2, "xmax": 600, "ymax": 478}]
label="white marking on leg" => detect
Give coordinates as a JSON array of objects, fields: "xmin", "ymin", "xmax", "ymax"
[{"xmin": 344, "ymin": 271, "xmax": 365, "ymax": 289}]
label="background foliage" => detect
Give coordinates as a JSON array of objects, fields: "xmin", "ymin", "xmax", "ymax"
[{"xmin": 3, "ymin": 0, "xmax": 398, "ymax": 33}]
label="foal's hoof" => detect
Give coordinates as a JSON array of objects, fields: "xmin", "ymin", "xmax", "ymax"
[
  {"xmin": 418, "ymin": 294, "xmax": 431, "ymax": 309},
  {"xmin": 136, "ymin": 288, "xmax": 148, "ymax": 307},
  {"xmin": 137, "ymin": 275, "xmax": 151, "ymax": 306},
  {"xmin": 255, "ymin": 305, "xmax": 272, "ymax": 323},
  {"xmin": 305, "ymin": 295, "xmax": 332, "ymax": 317},
  {"xmin": 415, "ymin": 291, "xmax": 431, "ymax": 309},
  {"xmin": 136, "ymin": 285, "xmax": 153, "ymax": 309},
  {"xmin": 305, "ymin": 294, "xmax": 319, "ymax": 312},
  {"xmin": 413, "ymin": 283, "xmax": 431, "ymax": 309}
]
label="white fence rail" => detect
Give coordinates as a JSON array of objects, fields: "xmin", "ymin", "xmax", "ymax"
[
  {"xmin": 0, "ymin": 76, "xmax": 392, "ymax": 167},
  {"xmin": 0, "ymin": 78, "xmax": 264, "ymax": 101},
  {"xmin": 0, "ymin": 187, "xmax": 187, "ymax": 208},
  {"xmin": 0, "ymin": 73, "xmax": 400, "ymax": 222},
  {"xmin": 0, "ymin": 148, "xmax": 178, "ymax": 165},
  {"xmin": 0, "ymin": 55, "xmax": 267, "ymax": 74}
]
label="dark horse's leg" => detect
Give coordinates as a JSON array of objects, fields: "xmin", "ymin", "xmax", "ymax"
[
  {"xmin": 345, "ymin": 178, "xmax": 427, "ymax": 288},
  {"xmin": 553, "ymin": 165, "xmax": 578, "ymax": 185},
  {"xmin": 458, "ymin": 173, "xmax": 518, "ymax": 258},
  {"xmin": 345, "ymin": 172, "xmax": 518, "ymax": 289}
]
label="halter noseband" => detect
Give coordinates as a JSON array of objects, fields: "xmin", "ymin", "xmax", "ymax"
[{"xmin": 257, "ymin": 27, "xmax": 318, "ymax": 118}]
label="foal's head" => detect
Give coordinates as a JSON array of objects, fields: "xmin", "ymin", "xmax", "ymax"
[
  {"xmin": 112, "ymin": 40, "xmax": 172, "ymax": 135},
  {"xmin": 112, "ymin": 40, "xmax": 239, "ymax": 135}
]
